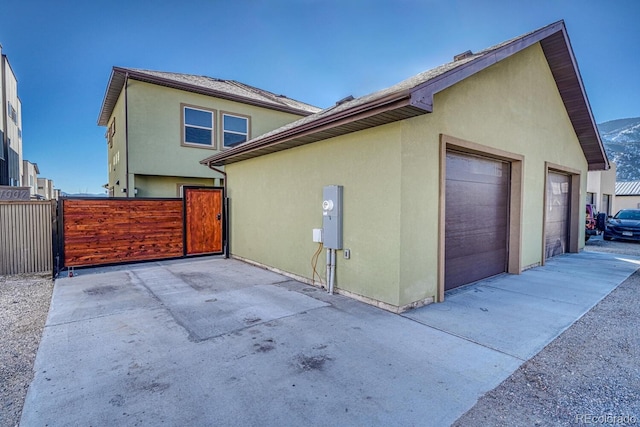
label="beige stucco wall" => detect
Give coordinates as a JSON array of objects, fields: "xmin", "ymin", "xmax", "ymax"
[
  {"xmin": 587, "ymin": 163, "xmax": 616, "ymax": 214},
  {"xmin": 225, "ymin": 42, "xmax": 589, "ymax": 309},
  {"xmin": 614, "ymin": 195, "xmax": 640, "ymax": 212},
  {"xmin": 21, "ymin": 161, "xmax": 38, "ymax": 196}
]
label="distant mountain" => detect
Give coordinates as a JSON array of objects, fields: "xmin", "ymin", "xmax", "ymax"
[{"xmin": 598, "ymin": 117, "xmax": 640, "ymax": 181}]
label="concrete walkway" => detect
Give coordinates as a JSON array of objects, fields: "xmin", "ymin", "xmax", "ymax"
[{"xmin": 21, "ymin": 251, "xmax": 639, "ymax": 426}]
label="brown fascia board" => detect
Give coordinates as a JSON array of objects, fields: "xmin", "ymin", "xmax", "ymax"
[
  {"xmin": 97, "ymin": 68, "xmax": 126, "ymax": 126},
  {"xmin": 412, "ymin": 20, "xmax": 609, "ymax": 172},
  {"xmin": 539, "ymin": 29, "xmax": 609, "ymax": 170},
  {"xmin": 206, "ymin": 21, "xmax": 607, "ymax": 170},
  {"xmin": 98, "ymin": 67, "xmax": 317, "ymax": 127},
  {"xmin": 200, "ymin": 89, "xmax": 418, "ymax": 166}
]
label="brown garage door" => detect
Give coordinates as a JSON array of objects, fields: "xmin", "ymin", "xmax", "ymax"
[
  {"xmin": 545, "ymin": 171, "xmax": 570, "ymax": 259},
  {"xmin": 445, "ymin": 152, "xmax": 510, "ymax": 290}
]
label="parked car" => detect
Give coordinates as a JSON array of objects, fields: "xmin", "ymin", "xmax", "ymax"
[{"xmin": 603, "ymin": 209, "xmax": 640, "ymax": 242}]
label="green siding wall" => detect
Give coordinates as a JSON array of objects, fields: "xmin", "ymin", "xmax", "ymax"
[
  {"xmin": 226, "ymin": 42, "xmax": 589, "ymax": 309},
  {"xmin": 228, "ymin": 125, "xmax": 403, "ymax": 305},
  {"xmin": 104, "ymin": 80, "xmax": 308, "ymax": 197},
  {"xmin": 127, "ymin": 81, "xmax": 305, "ymax": 178},
  {"xmin": 106, "ymin": 87, "xmax": 128, "ymax": 197},
  {"xmin": 133, "ymin": 175, "xmax": 217, "ymax": 198}
]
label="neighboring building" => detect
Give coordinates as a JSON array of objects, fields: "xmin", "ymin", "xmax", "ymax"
[
  {"xmin": 22, "ymin": 160, "xmax": 40, "ymax": 197},
  {"xmin": 97, "ymin": 67, "xmax": 321, "ymax": 198},
  {"xmin": 587, "ymin": 162, "xmax": 616, "ymax": 216},
  {"xmin": 201, "ymin": 21, "xmax": 608, "ymax": 312},
  {"xmin": 1, "ymin": 44, "xmax": 23, "ymax": 187},
  {"xmin": 37, "ymin": 177, "xmax": 54, "ymax": 200},
  {"xmin": 614, "ymin": 181, "xmax": 640, "ymax": 212}
]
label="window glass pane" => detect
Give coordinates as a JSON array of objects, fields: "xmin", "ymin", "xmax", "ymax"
[
  {"xmin": 224, "ymin": 115, "xmax": 247, "ymax": 133},
  {"xmin": 186, "ymin": 127, "xmax": 212, "ymax": 145},
  {"xmin": 224, "ymin": 132, "xmax": 246, "ymax": 147},
  {"xmin": 185, "ymin": 108, "xmax": 212, "ymax": 128}
]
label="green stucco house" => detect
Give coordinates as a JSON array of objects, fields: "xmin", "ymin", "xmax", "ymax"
[
  {"xmin": 201, "ymin": 21, "xmax": 609, "ymax": 313},
  {"xmin": 98, "ymin": 68, "xmax": 320, "ymax": 198}
]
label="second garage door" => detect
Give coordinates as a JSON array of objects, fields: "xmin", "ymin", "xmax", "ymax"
[
  {"xmin": 545, "ymin": 171, "xmax": 570, "ymax": 259},
  {"xmin": 445, "ymin": 152, "xmax": 510, "ymax": 290}
]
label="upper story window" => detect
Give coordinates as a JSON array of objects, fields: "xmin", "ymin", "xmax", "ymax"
[
  {"xmin": 7, "ymin": 101, "xmax": 17, "ymax": 124},
  {"xmin": 183, "ymin": 105, "xmax": 215, "ymax": 147},
  {"xmin": 222, "ymin": 112, "xmax": 250, "ymax": 148},
  {"xmin": 106, "ymin": 118, "xmax": 116, "ymax": 148}
]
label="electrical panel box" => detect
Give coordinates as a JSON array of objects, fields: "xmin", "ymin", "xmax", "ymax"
[{"xmin": 322, "ymin": 185, "xmax": 343, "ymax": 249}]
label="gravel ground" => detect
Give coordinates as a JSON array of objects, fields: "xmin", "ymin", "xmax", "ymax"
[
  {"xmin": 1, "ymin": 237, "xmax": 638, "ymax": 426},
  {"xmin": 454, "ymin": 236, "xmax": 640, "ymax": 426},
  {"xmin": 0, "ymin": 273, "xmax": 53, "ymax": 427}
]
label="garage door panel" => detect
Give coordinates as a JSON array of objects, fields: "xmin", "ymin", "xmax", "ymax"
[
  {"xmin": 446, "ymin": 182, "xmax": 509, "ymax": 206},
  {"xmin": 445, "ymin": 248, "xmax": 508, "ymax": 289},
  {"xmin": 446, "ymin": 212, "xmax": 508, "ymax": 234},
  {"xmin": 446, "ymin": 229, "xmax": 508, "ymax": 256},
  {"xmin": 545, "ymin": 172, "xmax": 570, "ymax": 259},
  {"xmin": 446, "ymin": 154, "xmax": 508, "ymax": 185},
  {"xmin": 445, "ymin": 152, "xmax": 510, "ymax": 291}
]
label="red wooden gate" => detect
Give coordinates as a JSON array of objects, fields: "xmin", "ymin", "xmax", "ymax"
[
  {"xmin": 59, "ymin": 188, "xmax": 225, "ymax": 270},
  {"xmin": 184, "ymin": 187, "xmax": 224, "ymax": 255}
]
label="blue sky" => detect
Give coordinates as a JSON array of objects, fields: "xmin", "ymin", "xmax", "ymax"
[{"xmin": 2, "ymin": 0, "xmax": 639, "ymax": 194}]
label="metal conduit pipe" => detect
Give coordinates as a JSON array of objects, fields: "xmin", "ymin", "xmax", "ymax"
[
  {"xmin": 329, "ymin": 249, "xmax": 336, "ymax": 295},
  {"xmin": 326, "ymin": 248, "xmax": 331, "ymax": 293}
]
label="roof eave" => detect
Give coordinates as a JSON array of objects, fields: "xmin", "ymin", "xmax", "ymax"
[
  {"xmin": 201, "ymin": 90, "xmax": 427, "ymax": 167},
  {"xmin": 98, "ymin": 67, "xmax": 317, "ymax": 127},
  {"xmin": 206, "ymin": 21, "xmax": 607, "ymax": 171},
  {"xmin": 539, "ymin": 28, "xmax": 609, "ymax": 171},
  {"xmin": 97, "ymin": 68, "xmax": 126, "ymax": 126}
]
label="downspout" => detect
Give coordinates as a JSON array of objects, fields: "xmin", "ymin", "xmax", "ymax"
[
  {"xmin": 206, "ymin": 163, "xmax": 229, "ymax": 259},
  {"xmin": 124, "ymin": 72, "xmax": 130, "ymax": 197}
]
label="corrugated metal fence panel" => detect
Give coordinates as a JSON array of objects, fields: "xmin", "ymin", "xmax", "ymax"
[{"xmin": 0, "ymin": 201, "xmax": 53, "ymax": 275}]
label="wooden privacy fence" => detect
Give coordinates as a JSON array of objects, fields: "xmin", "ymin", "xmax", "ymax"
[
  {"xmin": 59, "ymin": 188, "xmax": 225, "ymax": 272},
  {"xmin": 62, "ymin": 198, "xmax": 184, "ymax": 267},
  {"xmin": 0, "ymin": 201, "xmax": 53, "ymax": 275}
]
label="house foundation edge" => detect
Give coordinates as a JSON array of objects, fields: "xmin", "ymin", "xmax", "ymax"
[{"xmin": 231, "ymin": 254, "xmax": 434, "ymax": 313}]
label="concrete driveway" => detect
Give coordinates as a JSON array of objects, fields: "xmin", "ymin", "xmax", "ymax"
[{"xmin": 21, "ymin": 252, "xmax": 639, "ymax": 426}]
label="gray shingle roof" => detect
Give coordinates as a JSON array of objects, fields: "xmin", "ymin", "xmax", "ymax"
[
  {"xmin": 98, "ymin": 68, "xmax": 320, "ymax": 126},
  {"xmin": 201, "ymin": 20, "xmax": 608, "ymax": 171},
  {"xmin": 616, "ymin": 181, "xmax": 640, "ymax": 196}
]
